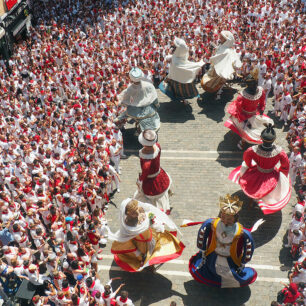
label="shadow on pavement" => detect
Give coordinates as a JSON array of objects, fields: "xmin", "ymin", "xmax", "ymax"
[
  {"xmin": 122, "ymin": 127, "xmax": 141, "ymax": 154},
  {"xmin": 232, "ymin": 190, "xmax": 283, "ymax": 248},
  {"xmin": 108, "ymin": 260, "xmax": 251, "ymax": 306},
  {"xmin": 158, "ymin": 98, "xmax": 196, "ymax": 123},
  {"xmin": 266, "ymin": 110, "xmax": 284, "ymax": 130},
  {"xmin": 183, "ymin": 280, "xmax": 251, "ymax": 306},
  {"xmin": 108, "ymin": 262, "xmax": 184, "ymax": 306},
  {"xmin": 215, "ymin": 131, "xmax": 244, "ymax": 168},
  {"xmin": 279, "ymin": 230, "xmax": 294, "ymax": 268},
  {"xmin": 197, "ymin": 88, "xmax": 237, "ymax": 123}
]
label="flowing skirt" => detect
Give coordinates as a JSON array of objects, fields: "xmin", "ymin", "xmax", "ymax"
[
  {"xmin": 229, "ymin": 162, "xmax": 292, "ymax": 214},
  {"xmin": 189, "ymin": 251, "xmax": 257, "ymax": 288},
  {"xmin": 111, "ymin": 228, "xmax": 185, "ymax": 272},
  {"xmin": 224, "ymin": 115, "xmax": 274, "ymax": 144},
  {"xmin": 200, "ymin": 67, "xmax": 226, "ymax": 93},
  {"xmin": 159, "ymin": 78, "xmax": 199, "ymax": 100},
  {"xmin": 119, "ymin": 102, "xmax": 160, "ymax": 131}
]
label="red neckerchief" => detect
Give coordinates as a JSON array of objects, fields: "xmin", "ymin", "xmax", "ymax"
[
  {"xmin": 90, "ymin": 280, "xmax": 95, "ymax": 289},
  {"xmin": 62, "ymin": 286, "xmax": 69, "ymax": 292},
  {"xmin": 120, "ymin": 297, "xmax": 128, "ymax": 302}
]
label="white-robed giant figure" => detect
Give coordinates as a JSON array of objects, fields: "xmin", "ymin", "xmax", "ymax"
[
  {"xmin": 118, "ymin": 67, "xmax": 160, "ymax": 133},
  {"xmin": 159, "ymin": 37, "xmax": 204, "ymax": 111},
  {"xmin": 201, "ymin": 31, "xmax": 242, "ymax": 100}
]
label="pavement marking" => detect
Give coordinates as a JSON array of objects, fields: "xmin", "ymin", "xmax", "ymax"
[
  {"xmin": 100, "ymin": 255, "xmax": 288, "ymax": 271},
  {"xmin": 98, "ymin": 265, "xmax": 288, "ymax": 283},
  {"xmin": 125, "ymin": 149, "xmax": 242, "ymax": 154},
  {"xmin": 125, "ymin": 156, "xmax": 242, "ymax": 161}
]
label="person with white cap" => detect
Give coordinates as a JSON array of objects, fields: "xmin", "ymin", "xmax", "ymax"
[
  {"xmin": 134, "ymin": 129, "xmax": 172, "ymax": 214},
  {"xmin": 118, "ymin": 67, "xmax": 160, "ymax": 135},
  {"xmin": 289, "ymin": 146, "xmax": 302, "ymax": 185},
  {"xmin": 202, "ymin": 31, "xmax": 242, "ymax": 100},
  {"xmin": 159, "ymin": 37, "xmax": 204, "ymax": 112}
]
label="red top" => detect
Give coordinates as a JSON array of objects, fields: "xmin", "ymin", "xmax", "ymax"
[
  {"xmin": 227, "ymin": 87, "xmax": 266, "ymax": 122},
  {"xmin": 283, "ymin": 283, "xmax": 301, "ymax": 304},
  {"xmin": 240, "ymin": 145, "xmax": 289, "ymax": 199},
  {"xmin": 139, "ymin": 143, "xmax": 170, "ymax": 196}
]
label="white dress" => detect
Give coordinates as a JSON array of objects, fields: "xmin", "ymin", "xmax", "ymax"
[{"xmin": 214, "ymin": 222, "xmax": 240, "ymax": 288}]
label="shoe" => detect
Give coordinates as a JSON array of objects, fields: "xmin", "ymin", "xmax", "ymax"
[
  {"xmin": 118, "ymin": 170, "xmax": 122, "ymax": 174},
  {"xmin": 284, "ymin": 244, "xmax": 291, "ymax": 248},
  {"xmin": 120, "ymin": 155, "xmax": 128, "ymax": 159},
  {"xmin": 117, "ymin": 189, "xmax": 120, "ymax": 193},
  {"xmin": 216, "ymin": 95, "xmax": 221, "ymax": 101},
  {"xmin": 237, "ymin": 142, "xmax": 243, "ymax": 150}
]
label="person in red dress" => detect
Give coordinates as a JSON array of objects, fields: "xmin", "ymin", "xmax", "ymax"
[
  {"xmin": 229, "ymin": 124, "xmax": 292, "ymax": 214},
  {"xmin": 134, "ymin": 130, "xmax": 172, "ymax": 214},
  {"xmin": 224, "ymin": 68, "xmax": 274, "ymax": 149}
]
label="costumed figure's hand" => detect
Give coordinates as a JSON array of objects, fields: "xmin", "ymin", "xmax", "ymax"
[
  {"xmin": 196, "ymin": 251, "xmax": 206, "ymax": 270},
  {"xmin": 236, "ymin": 264, "xmax": 246, "ymax": 276},
  {"xmin": 243, "ymin": 119, "xmax": 249, "ymax": 129},
  {"xmin": 140, "ymin": 253, "xmax": 147, "ymax": 267},
  {"xmin": 136, "ymin": 178, "xmax": 141, "ymax": 189}
]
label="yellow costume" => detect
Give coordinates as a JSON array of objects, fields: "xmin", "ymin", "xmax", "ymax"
[{"xmin": 109, "ymin": 199, "xmax": 185, "ymax": 272}]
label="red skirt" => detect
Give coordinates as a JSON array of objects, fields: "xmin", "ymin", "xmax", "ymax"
[{"xmin": 142, "ymin": 168, "xmax": 170, "ymax": 196}]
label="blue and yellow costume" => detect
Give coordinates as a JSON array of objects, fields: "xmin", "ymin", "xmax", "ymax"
[{"xmin": 189, "ymin": 217, "xmax": 257, "ymax": 288}]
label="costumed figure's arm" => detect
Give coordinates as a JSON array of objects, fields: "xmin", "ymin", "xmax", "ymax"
[
  {"xmin": 278, "ymin": 151, "xmax": 290, "ymax": 176},
  {"xmin": 138, "ymin": 160, "xmax": 151, "ymax": 182},
  {"xmin": 243, "ymin": 147, "xmax": 255, "ymax": 169},
  {"xmin": 241, "ymin": 230, "xmax": 255, "ymax": 265},
  {"xmin": 196, "ymin": 219, "xmax": 213, "ymax": 270},
  {"xmin": 236, "ymin": 230, "xmax": 255, "ymax": 275},
  {"xmin": 227, "ymin": 95, "xmax": 244, "ymax": 121},
  {"xmin": 118, "ymin": 88, "xmax": 132, "ymax": 106},
  {"xmin": 258, "ymin": 90, "xmax": 266, "ymax": 115},
  {"xmin": 153, "ymin": 98, "xmax": 160, "ymax": 108}
]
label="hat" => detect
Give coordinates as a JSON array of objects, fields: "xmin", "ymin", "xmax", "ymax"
[
  {"xmin": 173, "ymin": 37, "xmax": 189, "ymax": 58},
  {"xmin": 62, "ymin": 261, "xmax": 69, "ymax": 269},
  {"xmin": 219, "ymin": 194, "xmax": 243, "ymax": 215},
  {"xmin": 48, "ymin": 253, "xmax": 56, "ymax": 261},
  {"xmin": 138, "ymin": 130, "xmax": 158, "ymax": 146},
  {"xmin": 261, "ymin": 123, "xmax": 276, "ymax": 143},
  {"xmin": 129, "ymin": 67, "xmax": 144, "ymax": 82},
  {"xmin": 29, "ymin": 264, "xmax": 37, "ymax": 271},
  {"xmin": 220, "ymin": 30, "xmax": 234, "ymax": 42}
]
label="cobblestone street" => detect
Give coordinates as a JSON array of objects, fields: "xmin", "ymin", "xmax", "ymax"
[{"xmin": 99, "ymin": 84, "xmax": 295, "ymax": 306}]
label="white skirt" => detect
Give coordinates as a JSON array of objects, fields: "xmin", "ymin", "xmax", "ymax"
[
  {"xmin": 230, "ymin": 115, "xmax": 274, "ymax": 144},
  {"xmin": 134, "ymin": 175, "xmax": 172, "ymax": 213},
  {"xmin": 239, "ymin": 162, "xmax": 292, "ymax": 214}
]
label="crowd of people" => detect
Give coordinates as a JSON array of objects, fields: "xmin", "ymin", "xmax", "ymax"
[
  {"xmin": 271, "ymin": 194, "xmax": 305, "ymax": 305},
  {"xmin": 0, "ymin": 0, "xmax": 304, "ymax": 304}
]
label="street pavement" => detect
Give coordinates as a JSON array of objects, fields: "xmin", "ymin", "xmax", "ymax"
[{"xmin": 98, "ymin": 83, "xmax": 296, "ymax": 306}]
